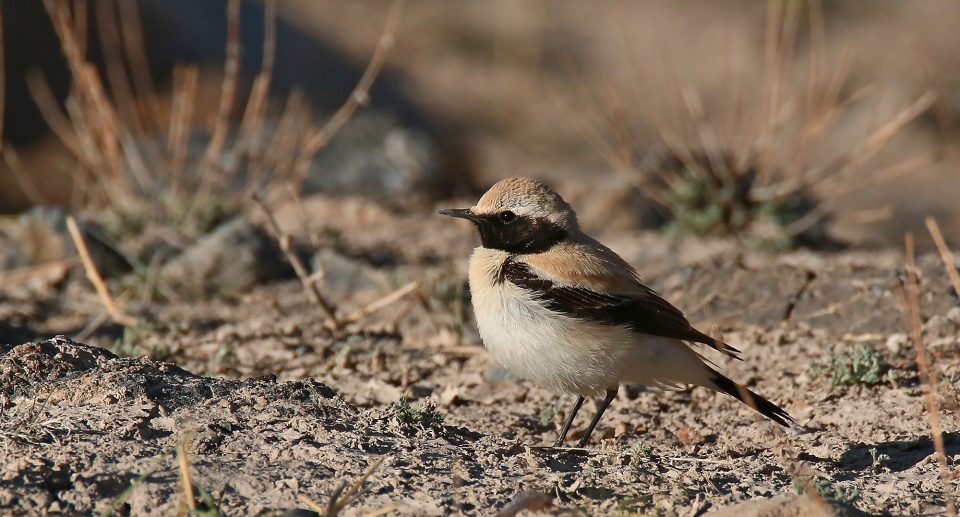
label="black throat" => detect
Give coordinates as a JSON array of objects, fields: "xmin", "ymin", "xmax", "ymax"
[{"xmin": 473, "ymin": 214, "xmax": 568, "ymax": 254}]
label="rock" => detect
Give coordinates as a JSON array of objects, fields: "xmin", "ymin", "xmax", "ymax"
[
  {"xmin": 302, "ymin": 111, "xmax": 463, "ymax": 201},
  {"xmin": 311, "ymin": 248, "xmax": 390, "ymax": 298},
  {"xmin": 159, "ymin": 217, "xmax": 291, "ymax": 297}
]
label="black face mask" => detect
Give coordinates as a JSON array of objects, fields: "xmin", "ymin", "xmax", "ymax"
[{"xmin": 438, "ymin": 208, "xmax": 567, "ymax": 254}]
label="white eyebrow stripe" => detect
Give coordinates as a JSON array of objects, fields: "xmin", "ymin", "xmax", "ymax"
[{"xmin": 509, "ymin": 205, "xmax": 537, "ymax": 215}]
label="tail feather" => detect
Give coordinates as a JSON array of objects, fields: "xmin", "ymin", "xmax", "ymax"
[
  {"xmin": 690, "ymin": 329, "xmax": 743, "ymax": 361},
  {"xmin": 708, "ymin": 369, "xmax": 793, "ymax": 427}
]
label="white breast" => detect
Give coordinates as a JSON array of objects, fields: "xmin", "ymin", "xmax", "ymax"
[
  {"xmin": 467, "ymin": 248, "xmax": 714, "ymax": 398},
  {"xmin": 468, "ymin": 248, "xmax": 637, "ymax": 397}
]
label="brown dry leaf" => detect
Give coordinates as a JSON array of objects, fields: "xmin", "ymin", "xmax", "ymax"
[
  {"xmin": 1, "ymin": 259, "xmax": 73, "ymax": 298},
  {"xmin": 676, "ymin": 426, "xmax": 706, "ymax": 446},
  {"xmin": 614, "ymin": 422, "xmax": 629, "ymax": 438},
  {"xmin": 439, "ymin": 385, "xmax": 462, "ymax": 406}
]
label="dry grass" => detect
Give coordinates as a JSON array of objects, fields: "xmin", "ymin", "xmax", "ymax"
[
  {"xmin": 292, "ymin": 0, "xmax": 406, "ymax": 184},
  {"xmin": 926, "ymin": 217, "xmax": 960, "ymax": 301},
  {"xmin": 251, "ymin": 191, "xmax": 341, "ymax": 329},
  {"xmin": 34, "ymin": 0, "xmax": 315, "ymax": 235},
  {"xmin": 586, "ymin": 0, "xmax": 939, "ymax": 246},
  {"xmin": 176, "ymin": 439, "xmax": 197, "ymax": 513},
  {"xmin": 904, "ymin": 233, "xmax": 957, "ymax": 517},
  {"xmin": 298, "ymin": 456, "xmax": 386, "ymax": 517},
  {"xmin": 65, "ymin": 215, "xmax": 134, "ymax": 326}
]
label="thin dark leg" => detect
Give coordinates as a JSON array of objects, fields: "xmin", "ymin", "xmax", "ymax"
[
  {"xmin": 553, "ymin": 396, "xmax": 585, "ymax": 447},
  {"xmin": 576, "ymin": 388, "xmax": 618, "ymax": 448}
]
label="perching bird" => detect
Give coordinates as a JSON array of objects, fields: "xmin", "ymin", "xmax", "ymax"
[{"xmin": 439, "ymin": 177, "xmax": 793, "ymax": 447}]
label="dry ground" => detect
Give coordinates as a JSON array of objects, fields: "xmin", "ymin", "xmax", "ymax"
[
  {"xmin": 2, "ymin": 195, "xmax": 958, "ymax": 515},
  {"xmin": 2, "ymin": 2, "xmax": 960, "ymax": 515}
]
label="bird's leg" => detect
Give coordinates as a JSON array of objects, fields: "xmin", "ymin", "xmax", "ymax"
[
  {"xmin": 576, "ymin": 388, "xmax": 618, "ymax": 447},
  {"xmin": 553, "ymin": 396, "xmax": 585, "ymax": 447}
]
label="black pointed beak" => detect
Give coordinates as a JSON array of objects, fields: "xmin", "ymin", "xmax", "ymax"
[{"xmin": 438, "ymin": 208, "xmax": 478, "ymax": 221}]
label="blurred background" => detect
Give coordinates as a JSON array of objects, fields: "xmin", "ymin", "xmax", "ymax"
[{"xmin": 1, "ymin": 0, "xmax": 959, "ymax": 257}]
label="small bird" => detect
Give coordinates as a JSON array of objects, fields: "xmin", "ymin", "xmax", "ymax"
[{"xmin": 440, "ymin": 177, "xmax": 793, "ymax": 447}]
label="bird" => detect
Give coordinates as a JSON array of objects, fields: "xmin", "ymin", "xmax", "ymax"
[{"xmin": 439, "ymin": 177, "xmax": 793, "ymax": 448}]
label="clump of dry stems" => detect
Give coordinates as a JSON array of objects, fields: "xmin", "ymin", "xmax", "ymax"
[
  {"xmin": 22, "ymin": 0, "xmax": 417, "ymax": 335},
  {"xmin": 30, "ymin": 0, "xmax": 330, "ymax": 238},
  {"xmin": 590, "ymin": 0, "xmax": 939, "ymax": 248}
]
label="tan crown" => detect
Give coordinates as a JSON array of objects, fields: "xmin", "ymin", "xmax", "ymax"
[{"xmin": 473, "ymin": 177, "xmax": 579, "ymax": 229}]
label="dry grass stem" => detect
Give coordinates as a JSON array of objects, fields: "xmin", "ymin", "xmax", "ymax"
[
  {"xmin": 297, "ymin": 495, "xmax": 326, "ymax": 514},
  {"xmin": 0, "ymin": 0, "xmax": 5, "ymax": 152},
  {"xmin": 343, "ymin": 281, "xmax": 421, "ymax": 325},
  {"xmin": 250, "ymin": 193, "xmax": 341, "ymax": 329},
  {"xmin": 116, "ymin": 0, "xmax": 162, "ymax": 132},
  {"xmin": 235, "ymin": 0, "xmax": 277, "ymax": 176},
  {"xmin": 167, "ymin": 64, "xmax": 199, "ymax": 191},
  {"xmin": 295, "ymin": 0, "xmax": 406, "ymax": 180},
  {"xmin": 94, "ymin": 0, "xmax": 141, "ymax": 134},
  {"xmin": 925, "ymin": 217, "xmax": 960, "ymax": 301},
  {"xmin": 287, "ymin": 183, "xmax": 323, "ymax": 250},
  {"xmin": 65, "ymin": 216, "xmax": 135, "ymax": 326},
  {"xmin": 1, "ymin": 146, "xmax": 49, "ymax": 206},
  {"xmin": 24, "ymin": 69, "xmax": 85, "ymax": 158},
  {"xmin": 327, "ymin": 456, "xmax": 385, "ymax": 516},
  {"xmin": 176, "ymin": 440, "xmax": 197, "ymax": 512},
  {"xmin": 904, "ymin": 233, "xmax": 957, "ymax": 517},
  {"xmin": 202, "ymin": 0, "xmax": 241, "ymax": 166}
]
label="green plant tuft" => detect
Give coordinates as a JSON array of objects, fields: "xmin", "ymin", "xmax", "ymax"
[
  {"xmin": 870, "ymin": 447, "xmax": 891, "ymax": 469},
  {"xmin": 814, "ymin": 478, "xmax": 861, "ymax": 504},
  {"xmin": 816, "ymin": 345, "xmax": 888, "ymax": 386},
  {"xmin": 390, "ymin": 397, "xmax": 444, "ymax": 431}
]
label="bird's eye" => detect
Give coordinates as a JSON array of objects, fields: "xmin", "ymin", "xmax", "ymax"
[{"xmin": 499, "ymin": 211, "xmax": 517, "ymax": 223}]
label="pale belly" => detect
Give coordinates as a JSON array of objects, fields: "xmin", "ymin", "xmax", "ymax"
[
  {"xmin": 471, "ymin": 274, "xmax": 636, "ymax": 397},
  {"xmin": 467, "ymin": 248, "xmax": 713, "ymax": 397}
]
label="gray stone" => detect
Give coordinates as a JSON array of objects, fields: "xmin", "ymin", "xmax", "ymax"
[{"xmin": 159, "ymin": 217, "xmax": 290, "ymax": 297}]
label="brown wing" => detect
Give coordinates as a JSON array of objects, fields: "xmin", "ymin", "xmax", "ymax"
[{"xmin": 500, "ymin": 259, "xmax": 741, "ymax": 359}]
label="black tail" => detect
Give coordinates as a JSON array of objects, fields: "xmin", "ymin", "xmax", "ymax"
[{"xmin": 709, "ymin": 370, "xmax": 793, "ymax": 427}]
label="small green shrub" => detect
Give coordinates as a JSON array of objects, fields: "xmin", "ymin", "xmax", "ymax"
[
  {"xmin": 814, "ymin": 478, "xmax": 861, "ymax": 504},
  {"xmin": 817, "ymin": 345, "xmax": 888, "ymax": 386},
  {"xmin": 390, "ymin": 397, "xmax": 444, "ymax": 431},
  {"xmin": 794, "ymin": 477, "xmax": 861, "ymax": 505},
  {"xmin": 870, "ymin": 447, "xmax": 891, "ymax": 469}
]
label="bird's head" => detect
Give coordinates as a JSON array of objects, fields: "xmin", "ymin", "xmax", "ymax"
[{"xmin": 439, "ymin": 177, "xmax": 577, "ymax": 253}]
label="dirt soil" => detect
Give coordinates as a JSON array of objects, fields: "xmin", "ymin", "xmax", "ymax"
[{"xmin": 1, "ymin": 198, "xmax": 958, "ymax": 516}]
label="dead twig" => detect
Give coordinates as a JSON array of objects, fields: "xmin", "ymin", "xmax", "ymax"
[
  {"xmin": 287, "ymin": 182, "xmax": 323, "ymax": 249},
  {"xmin": 0, "ymin": 0, "xmax": 5, "ymax": 153},
  {"xmin": 343, "ymin": 281, "xmax": 421, "ymax": 325},
  {"xmin": 167, "ymin": 64, "xmax": 199, "ymax": 193},
  {"xmin": 299, "ymin": 456, "xmax": 386, "ymax": 516},
  {"xmin": 25, "ymin": 69, "xmax": 85, "ymax": 158},
  {"xmin": 328, "ymin": 456, "xmax": 385, "ymax": 516},
  {"xmin": 925, "ymin": 217, "xmax": 960, "ymax": 301},
  {"xmin": 250, "ymin": 193, "xmax": 341, "ymax": 329},
  {"xmin": 294, "ymin": 0, "xmax": 405, "ymax": 181},
  {"xmin": 904, "ymin": 233, "xmax": 957, "ymax": 517},
  {"xmin": 1, "ymin": 145, "xmax": 49, "ymax": 206},
  {"xmin": 297, "ymin": 495, "xmax": 326, "ymax": 515},
  {"xmin": 176, "ymin": 438, "xmax": 197, "ymax": 513},
  {"xmin": 202, "ymin": 0, "xmax": 241, "ymax": 165},
  {"xmin": 65, "ymin": 216, "xmax": 135, "ymax": 326}
]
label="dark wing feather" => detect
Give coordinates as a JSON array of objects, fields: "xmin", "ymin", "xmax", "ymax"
[{"xmin": 500, "ymin": 259, "xmax": 741, "ymax": 359}]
